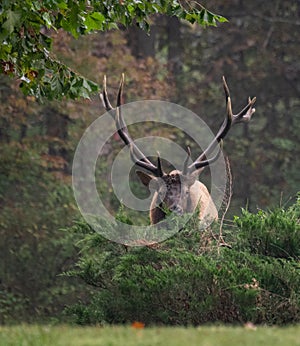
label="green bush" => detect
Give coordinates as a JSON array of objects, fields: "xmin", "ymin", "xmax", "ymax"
[
  {"xmin": 235, "ymin": 194, "xmax": 300, "ymax": 260},
  {"xmin": 65, "ymin": 196, "xmax": 300, "ymax": 326}
]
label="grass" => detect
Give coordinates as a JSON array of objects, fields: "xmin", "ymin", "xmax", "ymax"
[{"xmin": 0, "ymin": 325, "xmax": 300, "ymax": 346}]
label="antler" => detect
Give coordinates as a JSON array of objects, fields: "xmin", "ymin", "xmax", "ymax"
[
  {"xmin": 100, "ymin": 75, "xmax": 255, "ymax": 177},
  {"xmin": 100, "ymin": 74, "xmax": 164, "ymax": 177},
  {"xmin": 188, "ymin": 76, "xmax": 256, "ymax": 173}
]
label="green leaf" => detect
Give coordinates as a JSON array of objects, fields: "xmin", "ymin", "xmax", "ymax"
[
  {"xmin": 42, "ymin": 12, "xmax": 52, "ymax": 28},
  {"xmin": 84, "ymin": 12, "xmax": 105, "ymax": 31},
  {"xmin": 39, "ymin": 33, "xmax": 52, "ymax": 50},
  {"xmin": 56, "ymin": 1, "xmax": 68, "ymax": 10},
  {"xmin": 216, "ymin": 15, "xmax": 228, "ymax": 23},
  {"xmin": 61, "ymin": 5, "xmax": 80, "ymax": 38},
  {"xmin": 50, "ymin": 75, "xmax": 62, "ymax": 93},
  {"xmin": 0, "ymin": 0, "xmax": 227, "ymax": 100},
  {"xmin": 3, "ymin": 10, "xmax": 21, "ymax": 34},
  {"xmin": 127, "ymin": 4, "xmax": 135, "ymax": 14},
  {"xmin": 91, "ymin": 12, "xmax": 105, "ymax": 22},
  {"xmin": 0, "ymin": 42, "xmax": 12, "ymax": 59},
  {"xmin": 82, "ymin": 78, "xmax": 92, "ymax": 92}
]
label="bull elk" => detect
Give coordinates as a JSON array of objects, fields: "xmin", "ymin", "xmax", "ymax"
[{"xmin": 100, "ymin": 75, "xmax": 256, "ymax": 225}]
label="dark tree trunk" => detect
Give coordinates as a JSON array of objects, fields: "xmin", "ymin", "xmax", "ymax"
[
  {"xmin": 44, "ymin": 107, "xmax": 70, "ymax": 173},
  {"xmin": 127, "ymin": 25, "xmax": 157, "ymax": 59},
  {"xmin": 167, "ymin": 17, "xmax": 182, "ymax": 76}
]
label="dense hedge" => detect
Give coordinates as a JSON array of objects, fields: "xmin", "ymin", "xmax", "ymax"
[{"xmin": 65, "ymin": 195, "xmax": 300, "ymax": 326}]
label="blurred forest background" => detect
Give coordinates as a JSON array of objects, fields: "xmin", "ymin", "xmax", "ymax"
[{"xmin": 0, "ymin": 0, "xmax": 299, "ymax": 323}]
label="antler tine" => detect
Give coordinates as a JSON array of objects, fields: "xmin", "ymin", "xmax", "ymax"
[
  {"xmin": 102, "ymin": 74, "xmax": 162, "ymax": 176},
  {"xmin": 100, "ymin": 75, "xmax": 114, "ymax": 112},
  {"xmin": 188, "ymin": 139, "xmax": 223, "ymax": 173},
  {"xmin": 157, "ymin": 152, "xmax": 164, "ymax": 177},
  {"xmin": 224, "ymin": 75, "xmax": 256, "ymax": 124},
  {"xmin": 114, "ymin": 75, "xmax": 157, "ymax": 169},
  {"xmin": 115, "ymin": 106, "xmax": 130, "ymax": 146},
  {"xmin": 234, "ymin": 96, "xmax": 256, "ymax": 123},
  {"xmin": 223, "ymin": 76, "xmax": 256, "ymax": 126},
  {"xmin": 192, "ymin": 140, "xmax": 223, "ymax": 171},
  {"xmin": 188, "ymin": 76, "xmax": 256, "ymax": 171},
  {"xmin": 115, "ymin": 73, "xmax": 129, "ymax": 138},
  {"xmin": 182, "ymin": 146, "xmax": 191, "ymax": 175},
  {"xmin": 222, "ymin": 75, "xmax": 230, "ymax": 104},
  {"xmin": 117, "ymin": 73, "xmax": 125, "ymax": 109},
  {"xmin": 128, "ymin": 143, "xmax": 160, "ymax": 174}
]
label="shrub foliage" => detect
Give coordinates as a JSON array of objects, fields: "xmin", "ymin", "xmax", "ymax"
[{"xmin": 65, "ymin": 195, "xmax": 300, "ymax": 326}]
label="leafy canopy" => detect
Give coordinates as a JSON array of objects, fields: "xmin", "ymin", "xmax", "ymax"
[{"xmin": 0, "ymin": 0, "xmax": 227, "ymax": 100}]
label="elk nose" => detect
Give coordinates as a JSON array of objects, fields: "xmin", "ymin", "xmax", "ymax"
[{"xmin": 171, "ymin": 205, "xmax": 183, "ymax": 216}]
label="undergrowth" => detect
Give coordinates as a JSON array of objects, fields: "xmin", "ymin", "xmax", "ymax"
[{"xmin": 64, "ymin": 194, "xmax": 300, "ymax": 326}]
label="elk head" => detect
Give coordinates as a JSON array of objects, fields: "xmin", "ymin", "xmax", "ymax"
[{"xmin": 100, "ymin": 74, "xmax": 256, "ymax": 225}]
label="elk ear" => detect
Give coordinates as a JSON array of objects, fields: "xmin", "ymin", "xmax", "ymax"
[{"xmin": 136, "ymin": 170, "xmax": 155, "ymax": 187}]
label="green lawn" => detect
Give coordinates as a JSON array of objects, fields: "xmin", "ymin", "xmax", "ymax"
[{"xmin": 0, "ymin": 325, "xmax": 300, "ymax": 346}]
